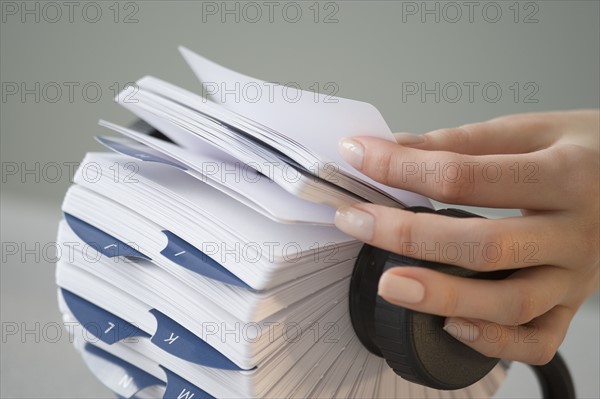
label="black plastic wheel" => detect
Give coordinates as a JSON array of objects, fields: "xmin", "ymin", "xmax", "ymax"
[
  {"xmin": 349, "ymin": 207, "xmax": 508, "ymax": 389},
  {"xmin": 349, "ymin": 206, "xmax": 576, "ymax": 397},
  {"xmin": 350, "ymin": 243, "xmax": 506, "ymax": 389}
]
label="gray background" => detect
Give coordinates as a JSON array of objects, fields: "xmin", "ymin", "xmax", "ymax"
[{"xmin": 1, "ymin": 1, "xmax": 598, "ymax": 398}]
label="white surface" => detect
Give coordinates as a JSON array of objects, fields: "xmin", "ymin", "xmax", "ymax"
[{"xmin": 1, "ymin": 193, "xmax": 598, "ymax": 398}]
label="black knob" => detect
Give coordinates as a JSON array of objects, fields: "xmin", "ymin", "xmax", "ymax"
[{"xmin": 349, "ymin": 207, "xmax": 510, "ymax": 390}]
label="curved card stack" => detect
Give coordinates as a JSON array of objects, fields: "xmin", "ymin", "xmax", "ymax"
[{"xmin": 55, "ymin": 47, "xmax": 506, "ymax": 398}]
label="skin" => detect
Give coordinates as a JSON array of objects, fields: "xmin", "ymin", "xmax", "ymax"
[{"xmin": 335, "ymin": 110, "xmax": 599, "ymax": 365}]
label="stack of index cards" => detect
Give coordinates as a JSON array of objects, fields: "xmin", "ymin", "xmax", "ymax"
[{"xmin": 55, "ymin": 46, "xmax": 506, "ymax": 398}]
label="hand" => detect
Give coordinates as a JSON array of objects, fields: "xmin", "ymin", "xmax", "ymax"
[{"xmin": 335, "ymin": 110, "xmax": 599, "ymax": 365}]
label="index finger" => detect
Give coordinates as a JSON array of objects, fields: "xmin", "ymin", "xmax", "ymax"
[
  {"xmin": 339, "ymin": 138, "xmax": 574, "ymax": 210},
  {"xmin": 397, "ymin": 112, "xmax": 567, "ymax": 155}
]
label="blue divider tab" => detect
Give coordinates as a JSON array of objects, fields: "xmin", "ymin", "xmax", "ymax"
[
  {"xmin": 162, "ymin": 366, "xmax": 214, "ymax": 399},
  {"xmin": 81, "ymin": 344, "xmax": 215, "ymax": 399},
  {"xmin": 149, "ymin": 309, "xmax": 244, "ymax": 370},
  {"xmin": 64, "ymin": 212, "xmax": 251, "ymax": 289},
  {"xmin": 160, "ymin": 230, "xmax": 249, "ymax": 288},
  {"xmin": 62, "ymin": 289, "xmax": 150, "ymax": 344},
  {"xmin": 64, "ymin": 288, "xmax": 245, "ymax": 370},
  {"xmin": 82, "ymin": 343, "xmax": 163, "ymax": 398},
  {"xmin": 65, "ymin": 213, "xmax": 150, "ymax": 260}
]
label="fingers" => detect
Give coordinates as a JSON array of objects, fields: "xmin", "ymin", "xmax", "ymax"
[
  {"xmin": 339, "ymin": 137, "xmax": 572, "ymax": 210},
  {"xmin": 367, "ymin": 111, "xmax": 598, "ymax": 366},
  {"xmin": 377, "ymin": 265, "xmax": 570, "ymax": 326},
  {"xmin": 377, "ymin": 263, "xmax": 575, "ymax": 364},
  {"xmin": 395, "ymin": 112, "xmax": 564, "ymax": 155},
  {"xmin": 335, "ymin": 204, "xmax": 581, "ymax": 270},
  {"xmin": 443, "ymin": 305, "xmax": 574, "ymax": 365}
]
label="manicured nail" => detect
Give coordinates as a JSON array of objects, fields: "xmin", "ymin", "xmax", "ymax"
[
  {"xmin": 334, "ymin": 206, "xmax": 374, "ymax": 242},
  {"xmin": 377, "ymin": 272, "xmax": 425, "ymax": 304},
  {"xmin": 338, "ymin": 138, "xmax": 364, "ymax": 170},
  {"xmin": 393, "ymin": 133, "xmax": 426, "ymax": 145},
  {"xmin": 443, "ymin": 318, "xmax": 480, "ymax": 342}
]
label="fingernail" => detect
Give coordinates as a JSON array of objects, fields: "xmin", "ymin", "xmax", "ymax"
[
  {"xmin": 377, "ymin": 272, "xmax": 425, "ymax": 304},
  {"xmin": 443, "ymin": 318, "xmax": 480, "ymax": 342},
  {"xmin": 334, "ymin": 206, "xmax": 374, "ymax": 242},
  {"xmin": 393, "ymin": 133, "xmax": 425, "ymax": 145},
  {"xmin": 338, "ymin": 138, "xmax": 364, "ymax": 170}
]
